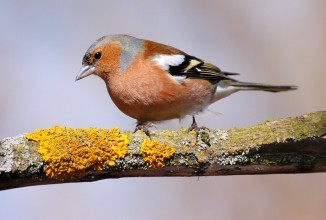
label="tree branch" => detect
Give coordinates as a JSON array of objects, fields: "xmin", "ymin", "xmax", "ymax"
[{"xmin": 1, "ymin": 111, "xmax": 325, "ymax": 191}]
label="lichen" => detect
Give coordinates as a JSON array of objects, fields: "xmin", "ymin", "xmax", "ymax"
[
  {"xmin": 140, "ymin": 138, "xmax": 176, "ymax": 168},
  {"xmin": 197, "ymin": 152, "xmax": 207, "ymax": 163},
  {"xmin": 0, "ymin": 138, "xmax": 14, "ymax": 173},
  {"xmin": 0, "ymin": 135, "xmax": 42, "ymax": 174},
  {"xmin": 25, "ymin": 126, "xmax": 129, "ymax": 180},
  {"xmin": 222, "ymin": 111, "xmax": 326, "ymax": 154}
]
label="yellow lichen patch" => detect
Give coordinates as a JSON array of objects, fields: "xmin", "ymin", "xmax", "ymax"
[
  {"xmin": 162, "ymin": 131, "xmax": 173, "ymax": 137},
  {"xmin": 190, "ymin": 130, "xmax": 197, "ymax": 136},
  {"xmin": 140, "ymin": 138, "xmax": 175, "ymax": 168},
  {"xmin": 197, "ymin": 152, "xmax": 207, "ymax": 163},
  {"xmin": 25, "ymin": 126, "xmax": 129, "ymax": 180}
]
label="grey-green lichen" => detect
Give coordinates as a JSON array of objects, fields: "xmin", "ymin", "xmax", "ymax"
[
  {"xmin": 225, "ymin": 111, "xmax": 326, "ymax": 148},
  {"xmin": 145, "ymin": 111, "xmax": 326, "ymax": 167},
  {"xmin": 0, "ymin": 135, "xmax": 42, "ymax": 173}
]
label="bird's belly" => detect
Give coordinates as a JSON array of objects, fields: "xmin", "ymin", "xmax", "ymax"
[
  {"xmin": 109, "ymin": 90, "xmax": 205, "ymax": 122},
  {"xmin": 107, "ymin": 78, "xmax": 213, "ymax": 122},
  {"xmin": 119, "ymin": 102, "xmax": 191, "ymax": 122}
]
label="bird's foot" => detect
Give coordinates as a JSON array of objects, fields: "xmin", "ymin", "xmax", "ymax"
[
  {"xmin": 188, "ymin": 116, "xmax": 209, "ymax": 137},
  {"xmin": 134, "ymin": 122, "xmax": 154, "ymax": 138}
]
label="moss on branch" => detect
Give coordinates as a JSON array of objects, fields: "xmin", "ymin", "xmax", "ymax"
[{"xmin": 0, "ymin": 111, "xmax": 325, "ymax": 191}]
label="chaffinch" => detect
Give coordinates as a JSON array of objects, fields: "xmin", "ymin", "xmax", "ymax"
[{"xmin": 76, "ymin": 34, "xmax": 296, "ymax": 134}]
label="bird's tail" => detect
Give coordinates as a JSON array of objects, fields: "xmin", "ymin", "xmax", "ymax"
[{"xmin": 229, "ymin": 81, "xmax": 298, "ymax": 92}]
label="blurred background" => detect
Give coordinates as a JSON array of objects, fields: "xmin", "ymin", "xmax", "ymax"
[{"xmin": 1, "ymin": 0, "xmax": 325, "ymax": 219}]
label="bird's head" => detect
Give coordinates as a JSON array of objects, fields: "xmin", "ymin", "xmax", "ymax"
[{"xmin": 75, "ymin": 34, "xmax": 143, "ymax": 81}]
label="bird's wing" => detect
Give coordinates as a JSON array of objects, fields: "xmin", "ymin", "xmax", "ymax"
[
  {"xmin": 152, "ymin": 54, "xmax": 238, "ymax": 83},
  {"xmin": 144, "ymin": 40, "xmax": 238, "ymax": 83}
]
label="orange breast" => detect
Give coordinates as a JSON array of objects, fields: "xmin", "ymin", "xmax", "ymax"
[{"xmin": 105, "ymin": 54, "xmax": 213, "ymax": 122}]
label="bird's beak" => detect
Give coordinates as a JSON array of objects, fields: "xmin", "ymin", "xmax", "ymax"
[{"xmin": 75, "ymin": 65, "xmax": 96, "ymax": 81}]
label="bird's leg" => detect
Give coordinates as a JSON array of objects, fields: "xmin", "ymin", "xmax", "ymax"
[
  {"xmin": 134, "ymin": 121, "xmax": 152, "ymax": 137},
  {"xmin": 188, "ymin": 116, "xmax": 209, "ymax": 135},
  {"xmin": 188, "ymin": 115, "xmax": 199, "ymax": 132}
]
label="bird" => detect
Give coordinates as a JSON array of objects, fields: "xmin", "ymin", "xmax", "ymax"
[{"xmin": 76, "ymin": 34, "xmax": 297, "ymax": 135}]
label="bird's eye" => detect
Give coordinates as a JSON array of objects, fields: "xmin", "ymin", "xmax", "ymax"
[{"xmin": 94, "ymin": 52, "xmax": 102, "ymax": 60}]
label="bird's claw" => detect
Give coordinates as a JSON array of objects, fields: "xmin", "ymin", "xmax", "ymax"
[
  {"xmin": 188, "ymin": 116, "xmax": 209, "ymax": 137},
  {"xmin": 134, "ymin": 122, "xmax": 154, "ymax": 138}
]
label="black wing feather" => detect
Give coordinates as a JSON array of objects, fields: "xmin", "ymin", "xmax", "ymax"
[{"xmin": 168, "ymin": 55, "xmax": 238, "ymax": 83}]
